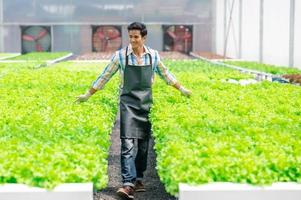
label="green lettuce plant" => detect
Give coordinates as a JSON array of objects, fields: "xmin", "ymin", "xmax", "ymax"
[
  {"xmin": 0, "ymin": 61, "xmax": 118, "ymax": 189},
  {"xmin": 150, "ymin": 60, "xmax": 301, "ymax": 195},
  {"xmin": 7, "ymin": 52, "xmax": 71, "ymax": 61},
  {"xmin": 224, "ymin": 61, "xmax": 301, "ymax": 75}
]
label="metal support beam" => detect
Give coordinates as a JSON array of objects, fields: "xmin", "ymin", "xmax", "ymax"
[
  {"xmin": 238, "ymin": 0, "xmax": 242, "ymax": 59},
  {"xmin": 259, "ymin": 0, "xmax": 264, "ymax": 63},
  {"xmin": 0, "ymin": 0, "xmax": 2, "ymax": 23},
  {"xmin": 289, "ymin": 0, "xmax": 295, "ymax": 67},
  {"xmin": 223, "ymin": 0, "xmax": 236, "ymax": 58},
  {"xmin": 0, "ymin": 0, "xmax": 3, "ymax": 52},
  {"xmin": 51, "ymin": 25, "xmax": 54, "ymax": 52},
  {"xmin": 211, "ymin": 0, "xmax": 217, "ymax": 54},
  {"xmin": 223, "ymin": 0, "xmax": 227, "ymax": 58}
]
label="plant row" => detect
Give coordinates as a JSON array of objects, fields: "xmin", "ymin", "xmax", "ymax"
[
  {"xmin": 0, "ymin": 61, "xmax": 119, "ymax": 189},
  {"xmin": 150, "ymin": 60, "xmax": 301, "ymax": 195},
  {"xmin": 0, "ymin": 53, "xmax": 19, "ymax": 59},
  {"xmin": 5, "ymin": 52, "xmax": 70, "ymax": 61},
  {"xmin": 224, "ymin": 61, "xmax": 301, "ymax": 75}
]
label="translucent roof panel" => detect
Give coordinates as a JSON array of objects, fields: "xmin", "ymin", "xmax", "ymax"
[{"xmin": 3, "ymin": 0, "xmax": 212, "ymax": 24}]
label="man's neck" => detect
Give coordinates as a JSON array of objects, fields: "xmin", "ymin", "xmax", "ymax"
[{"xmin": 132, "ymin": 45, "xmax": 145, "ymax": 57}]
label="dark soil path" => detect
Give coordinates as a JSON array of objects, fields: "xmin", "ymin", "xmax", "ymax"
[{"xmin": 94, "ymin": 112, "xmax": 176, "ymax": 200}]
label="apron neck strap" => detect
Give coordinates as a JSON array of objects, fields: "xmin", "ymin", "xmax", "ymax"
[
  {"xmin": 125, "ymin": 46, "xmax": 152, "ymax": 66},
  {"xmin": 125, "ymin": 46, "xmax": 129, "ymax": 66}
]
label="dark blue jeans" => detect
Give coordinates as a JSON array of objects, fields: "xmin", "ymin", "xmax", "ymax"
[{"xmin": 121, "ymin": 138, "xmax": 149, "ymax": 187}]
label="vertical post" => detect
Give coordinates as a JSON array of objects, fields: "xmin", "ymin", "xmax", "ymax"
[
  {"xmin": 259, "ymin": 0, "xmax": 264, "ymax": 63},
  {"xmin": 192, "ymin": 24, "xmax": 196, "ymax": 52},
  {"xmin": 223, "ymin": 0, "xmax": 227, "ymax": 58},
  {"xmin": 0, "ymin": 0, "xmax": 2, "ymax": 23},
  {"xmin": 70, "ymin": 25, "xmax": 73, "ymax": 53},
  {"xmin": 238, "ymin": 0, "xmax": 242, "ymax": 59},
  {"xmin": 289, "ymin": 0, "xmax": 295, "ymax": 67},
  {"xmin": 211, "ymin": 0, "xmax": 217, "ymax": 54},
  {"xmin": 51, "ymin": 25, "xmax": 54, "ymax": 52},
  {"xmin": 0, "ymin": 0, "xmax": 4, "ymax": 52},
  {"xmin": 223, "ymin": 0, "xmax": 236, "ymax": 58}
]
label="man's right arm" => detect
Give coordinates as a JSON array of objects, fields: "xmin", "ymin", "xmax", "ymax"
[{"xmin": 75, "ymin": 52, "xmax": 120, "ymax": 103}]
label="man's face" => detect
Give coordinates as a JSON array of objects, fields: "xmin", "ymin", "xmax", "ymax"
[{"xmin": 129, "ymin": 30, "xmax": 146, "ymax": 49}]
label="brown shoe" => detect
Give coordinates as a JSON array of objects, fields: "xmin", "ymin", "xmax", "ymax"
[
  {"xmin": 134, "ymin": 180, "xmax": 146, "ymax": 192},
  {"xmin": 117, "ymin": 186, "xmax": 134, "ymax": 199}
]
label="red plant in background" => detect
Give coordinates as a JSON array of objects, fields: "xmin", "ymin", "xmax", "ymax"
[{"xmin": 282, "ymin": 74, "xmax": 301, "ymax": 84}]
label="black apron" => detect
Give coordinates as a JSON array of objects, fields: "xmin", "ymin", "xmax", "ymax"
[{"xmin": 120, "ymin": 47, "xmax": 153, "ymax": 139}]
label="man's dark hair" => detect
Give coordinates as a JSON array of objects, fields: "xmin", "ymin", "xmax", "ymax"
[{"xmin": 127, "ymin": 22, "xmax": 147, "ymax": 37}]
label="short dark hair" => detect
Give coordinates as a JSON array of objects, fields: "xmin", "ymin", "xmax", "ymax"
[{"xmin": 127, "ymin": 22, "xmax": 147, "ymax": 37}]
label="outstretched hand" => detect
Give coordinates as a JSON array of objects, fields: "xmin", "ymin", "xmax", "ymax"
[
  {"xmin": 75, "ymin": 94, "xmax": 90, "ymax": 103},
  {"xmin": 179, "ymin": 87, "xmax": 192, "ymax": 97},
  {"xmin": 75, "ymin": 91, "xmax": 92, "ymax": 103}
]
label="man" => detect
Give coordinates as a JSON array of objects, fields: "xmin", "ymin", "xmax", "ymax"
[{"xmin": 76, "ymin": 22, "xmax": 191, "ymax": 200}]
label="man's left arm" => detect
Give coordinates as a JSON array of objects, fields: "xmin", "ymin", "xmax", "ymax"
[{"xmin": 154, "ymin": 53, "xmax": 192, "ymax": 97}]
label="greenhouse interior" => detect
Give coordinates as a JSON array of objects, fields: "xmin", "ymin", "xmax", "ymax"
[{"xmin": 0, "ymin": 0, "xmax": 301, "ymax": 200}]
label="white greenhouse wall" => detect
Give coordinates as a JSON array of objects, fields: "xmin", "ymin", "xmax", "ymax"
[
  {"xmin": 241, "ymin": 0, "xmax": 260, "ymax": 61},
  {"xmin": 263, "ymin": 0, "xmax": 290, "ymax": 66},
  {"xmin": 215, "ymin": 0, "xmax": 225, "ymax": 56},
  {"xmin": 3, "ymin": 25, "xmax": 21, "ymax": 53},
  {"xmin": 215, "ymin": 0, "xmax": 300, "ymax": 68},
  {"xmin": 295, "ymin": 0, "xmax": 301, "ymax": 68}
]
